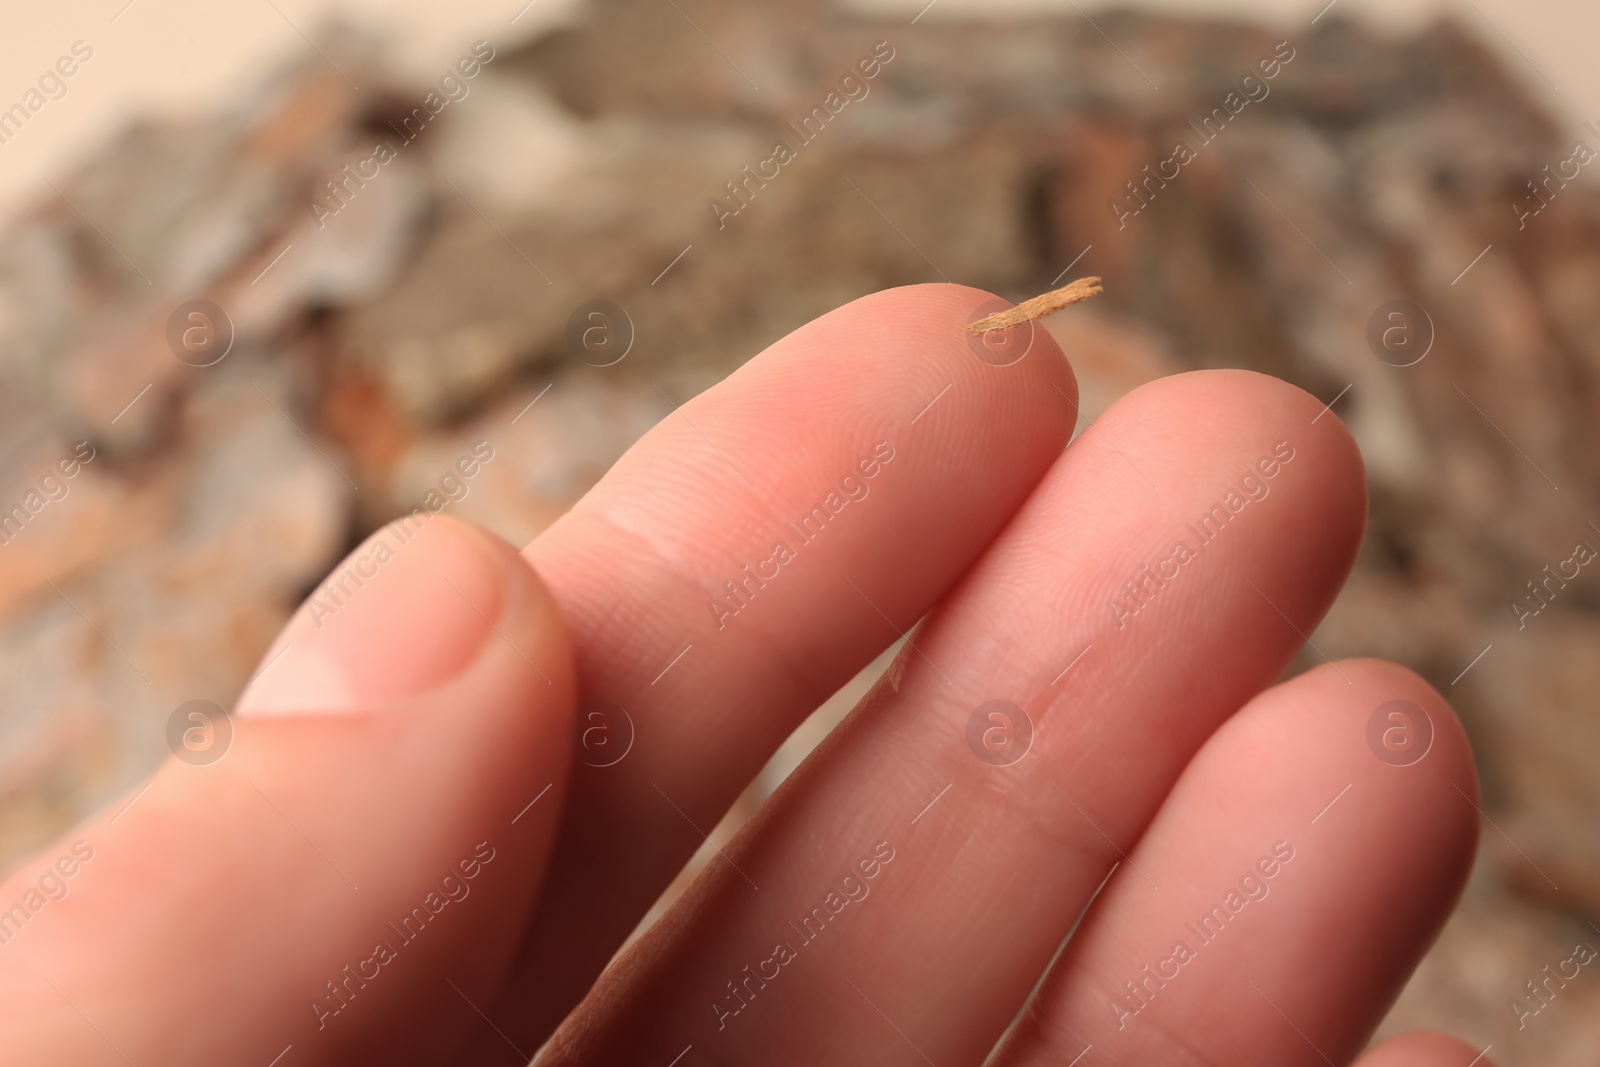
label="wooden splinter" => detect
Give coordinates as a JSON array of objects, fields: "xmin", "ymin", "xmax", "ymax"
[{"xmin": 966, "ymin": 276, "xmax": 1103, "ymax": 335}]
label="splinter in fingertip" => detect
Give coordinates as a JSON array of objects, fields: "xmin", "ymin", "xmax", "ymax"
[{"xmin": 967, "ymin": 276, "xmax": 1103, "ymax": 335}]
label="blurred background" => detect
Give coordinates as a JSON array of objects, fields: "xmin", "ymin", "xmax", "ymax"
[{"xmin": 1, "ymin": 0, "xmax": 1597, "ymax": 1061}]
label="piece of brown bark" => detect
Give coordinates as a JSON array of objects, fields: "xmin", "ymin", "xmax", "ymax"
[{"xmin": 966, "ymin": 276, "xmax": 1103, "ymax": 334}]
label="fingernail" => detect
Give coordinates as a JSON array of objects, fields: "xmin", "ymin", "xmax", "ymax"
[{"xmin": 235, "ymin": 516, "xmax": 508, "ymax": 716}]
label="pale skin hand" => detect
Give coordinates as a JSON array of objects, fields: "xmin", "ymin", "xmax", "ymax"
[{"xmin": 0, "ymin": 285, "xmax": 1488, "ymax": 1066}]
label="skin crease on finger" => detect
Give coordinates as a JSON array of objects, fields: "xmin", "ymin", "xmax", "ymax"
[
  {"xmin": 0, "ymin": 519, "xmax": 577, "ymax": 1065},
  {"xmin": 536, "ymin": 369, "xmax": 1372, "ymax": 1066},
  {"xmin": 468, "ymin": 283, "xmax": 1082, "ymax": 1059},
  {"xmin": 990, "ymin": 659, "xmax": 1479, "ymax": 1067}
]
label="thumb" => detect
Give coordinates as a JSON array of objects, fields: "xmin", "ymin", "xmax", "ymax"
[{"xmin": 0, "ymin": 515, "xmax": 574, "ymax": 1066}]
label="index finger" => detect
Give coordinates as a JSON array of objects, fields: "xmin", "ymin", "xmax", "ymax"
[{"xmin": 479, "ymin": 283, "xmax": 1080, "ymax": 1055}]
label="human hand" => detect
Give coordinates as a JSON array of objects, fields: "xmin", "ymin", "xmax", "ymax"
[{"xmin": 0, "ymin": 285, "xmax": 1486, "ymax": 1066}]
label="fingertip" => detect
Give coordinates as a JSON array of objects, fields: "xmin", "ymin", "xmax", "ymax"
[
  {"xmin": 1079, "ymin": 369, "xmax": 1369, "ymax": 637},
  {"xmin": 1316, "ymin": 656, "xmax": 1480, "ymax": 809},
  {"xmin": 235, "ymin": 512, "xmax": 570, "ymax": 717},
  {"xmin": 1355, "ymin": 1031, "xmax": 1495, "ymax": 1067},
  {"xmin": 1229, "ymin": 656, "xmax": 1481, "ymax": 928},
  {"xmin": 1133, "ymin": 368, "xmax": 1365, "ymax": 481},
  {"xmin": 1068, "ymin": 658, "xmax": 1484, "ymax": 1066},
  {"xmin": 809, "ymin": 281, "xmax": 1081, "ymax": 419},
  {"xmin": 1103, "ymin": 369, "xmax": 1367, "ymax": 530}
]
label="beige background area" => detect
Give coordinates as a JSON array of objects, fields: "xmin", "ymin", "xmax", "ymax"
[{"xmin": 0, "ymin": 0, "xmax": 1593, "ymax": 226}]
